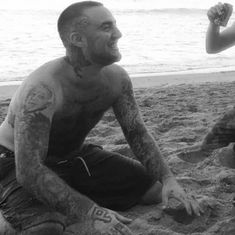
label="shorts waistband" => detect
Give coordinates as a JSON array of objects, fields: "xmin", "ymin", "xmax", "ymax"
[{"xmin": 0, "ymin": 144, "xmax": 14, "ymax": 158}]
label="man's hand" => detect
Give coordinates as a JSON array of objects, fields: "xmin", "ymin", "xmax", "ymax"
[
  {"xmin": 162, "ymin": 177, "xmax": 202, "ymax": 216},
  {"xmin": 207, "ymin": 2, "xmax": 233, "ymax": 26},
  {"xmin": 88, "ymin": 204, "xmax": 134, "ymax": 235},
  {"xmin": 207, "ymin": 2, "xmax": 224, "ymax": 24}
]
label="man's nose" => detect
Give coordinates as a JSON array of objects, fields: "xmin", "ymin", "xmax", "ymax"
[{"xmin": 113, "ymin": 26, "xmax": 122, "ymax": 39}]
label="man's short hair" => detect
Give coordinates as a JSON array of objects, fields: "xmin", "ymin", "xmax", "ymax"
[{"xmin": 57, "ymin": 1, "xmax": 103, "ymax": 46}]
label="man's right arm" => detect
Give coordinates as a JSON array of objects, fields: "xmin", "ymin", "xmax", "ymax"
[
  {"xmin": 206, "ymin": 3, "xmax": 235, "ymax": 53},
  {"xmin": 14, "ymin": 82, "xmax": 94, "ymax": 224},
  {"xmin": 14, "ymin": 82, "xmax": 133, "ymax": 234}
]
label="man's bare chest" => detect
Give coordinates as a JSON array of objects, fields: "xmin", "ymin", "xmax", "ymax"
[{"xmin": 55, "ymin": 85, "xmax": 116, "ymax": 125}]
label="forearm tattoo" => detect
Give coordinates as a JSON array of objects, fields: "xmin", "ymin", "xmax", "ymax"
[
  {"xmin": 15, "ymin": 83, "xmax": 92, "ymax": 222},
  {"xmin": 113, "ymin": 79, "xmax": 172, "ymax": 182}
]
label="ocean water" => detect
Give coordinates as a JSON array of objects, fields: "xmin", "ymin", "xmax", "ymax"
[{"xmin": 1, "ymin": 8, "xmax": 235, "ymax": 83}]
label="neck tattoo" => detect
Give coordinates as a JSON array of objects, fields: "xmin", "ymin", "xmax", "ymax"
[{"xmin": 64, "ymin": 56, "xmax": 82, "ymax": 79}]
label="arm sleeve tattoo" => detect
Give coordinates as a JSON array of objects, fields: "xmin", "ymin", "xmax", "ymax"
[
  {"xmin": 113, "ymin": 78, "xmax": 173, "ymax": 183},
  {"xmin": 14, "ymin": 83, "xmax": 93, "ymax": 223}
]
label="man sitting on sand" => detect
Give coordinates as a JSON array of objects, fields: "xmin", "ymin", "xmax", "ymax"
[{"xmin": 0, "ymin": 1, "xmax": 201, "ymax": 234}]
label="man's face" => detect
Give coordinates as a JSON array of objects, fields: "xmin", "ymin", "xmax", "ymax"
[{"xmin": 81, "ymin": 6, "xmax": 122, "ymax": 66}]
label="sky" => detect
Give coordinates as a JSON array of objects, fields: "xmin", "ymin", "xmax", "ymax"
[{"xmin": 1, "ymin": 0, "xmax": 235, "ymax": 11}]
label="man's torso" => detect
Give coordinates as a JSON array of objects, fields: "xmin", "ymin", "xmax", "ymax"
[{"xmin": 0, "ymin": 57, "xmax": 127, "ymax": 158}]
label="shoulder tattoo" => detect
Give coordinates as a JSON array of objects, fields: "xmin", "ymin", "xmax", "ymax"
[{"xmin": 23, "ymin": 83, "xmax": 55, "ymax": 113}]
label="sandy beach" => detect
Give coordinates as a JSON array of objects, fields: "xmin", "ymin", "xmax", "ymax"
[
  {"xmin": 0, "ymin": 71, "xmax": 235, "ymax": 234},
  {"xmin": 2, "ymin": 70, "xmax": 235, "ymax": 97}
]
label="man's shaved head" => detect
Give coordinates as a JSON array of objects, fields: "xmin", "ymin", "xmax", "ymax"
[{"xmin": 57, "ymin": 1, "xmax": 103, "ymax": 47}]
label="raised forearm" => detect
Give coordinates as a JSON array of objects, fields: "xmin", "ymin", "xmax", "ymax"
[
  {"xmin": 17, "ymin": 163, "xmax": 94, "ymax": 224},
  {"xmin": 206, "ymin": 22, "xmax": 221, "ymax": 53}
]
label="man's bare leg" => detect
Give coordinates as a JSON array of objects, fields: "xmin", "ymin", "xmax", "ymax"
[
  {"xmin": 0, "ymin": 210, "xmax": 65, "ymax": 235},
  {"xmin": 139, "ymin": 181, "xmax": 162, "ymax": 205},
  {"xmin": 0, "ymin": 212, "xmax": 17, "ymax": 235},
  {"xmin": 20, "ymin": 223, "xmax": 64, "ymax": 235}
]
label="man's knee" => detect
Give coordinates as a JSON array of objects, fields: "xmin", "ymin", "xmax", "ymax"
[
  {"xmin": 0, "ymin": 211, "xmax": 17, "ymax": 235},
  {"xmin": 19, "ymin": 211, "xmax": 66, "ymax": 235},
  {"xmin": 0, "ymin": 218, "xmax": 55, "ymax": 235},
  {"xmin": 140, "ymin": 181, "xmax": 162, "ymax": 205},
  {"xmin": 21, "ymin": 222, "xmax": 64, "ymax": 235}
]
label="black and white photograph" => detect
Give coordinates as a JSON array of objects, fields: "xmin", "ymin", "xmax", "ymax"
[{"xmin": 0, "ymin": 0, "xmax": 234, "ymax": 234}]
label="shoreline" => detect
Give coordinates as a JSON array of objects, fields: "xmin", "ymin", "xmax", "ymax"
[{"xmin": 0, "ymin": 70, "xmax": 235, "ymax": 99}]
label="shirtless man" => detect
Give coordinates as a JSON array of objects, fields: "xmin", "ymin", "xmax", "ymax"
[{"xmin": 0, "ymin": 1, "xmax": 201, "ymax": 234}]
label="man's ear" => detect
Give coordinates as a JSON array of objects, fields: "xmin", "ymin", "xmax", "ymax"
[{"xmin": 69, "ymin": 32, "xmax": 87, "ymax": 47}]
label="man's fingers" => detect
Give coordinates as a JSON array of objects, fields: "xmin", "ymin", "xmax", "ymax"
[
  {"xmin": 113, "ymin": 222, "xmax": 134, "ymax": 235},
  {"xmin": 217, "ymin": 2, "xmax": 224, "ymax": 10},
  {"xmin": 189, "ymin": 198, "xmax": 201, "ymax": 216},
  {"xmin": 216, "ymin": 6, "xmax": 223, "ymax": 15},
  {"xmin": 115, "ymin": 213, "xmax": 132, "ymax": 224},
  {"xmin": 208, "ymin": 8, "xmax": 217, "ymax": 16},
  {"xmin": 199, "ymin": 203, "xmax": 205, "ymax": 214},
  {"xmin": 191, "ymin": 195, "xmax": 205, "ymax": 215},
  {"xmin": 171, "ymin": 191, "xmax": 193, "ymax": 215},
  {"xmin": 182, "ymin": 198, "xmax": 192, "ymax": 215},
  {"xmin": 162, "ymin": 191, "xmax": 169, "ymax": 209},
  {"xmin": 182, "ymin": 195, "xmax": 204, "ymax": 216},
  {"xmin": 207, "ymin": 11, "xmax": 216, "ymax": 21}
]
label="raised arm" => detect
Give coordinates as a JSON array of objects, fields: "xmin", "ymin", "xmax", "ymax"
[
  {"xmin": 206, "ymin": 3, "xmax": 235, "ymax": 53},
  {"xmin": 14, "ymin": 82, "xmax": 94, "ymax": 224},
  {"xmin": 112, "ymin": 75, "xmax": 172, "ymax": 183}
]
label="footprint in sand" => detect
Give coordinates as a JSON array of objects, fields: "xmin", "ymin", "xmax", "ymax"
[
  {"xmin": 176, "ymin": 145, "xmax": 208, "ymax": 163},
  {"xmin": 177, "ymin": 141, "xmax": 235, "ymax": 168}
]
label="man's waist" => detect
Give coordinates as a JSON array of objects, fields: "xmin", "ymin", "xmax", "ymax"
[
  {"xmin": 0, "ymin": 144, "xmax": 14, "ymax": 158},
  {"xmin": 0, "ymin": 121, "xmax": 14, "ymax": 152},
  {"xmin": 0, "ymin": 145, "xmax": 15, "ymax": 181}
]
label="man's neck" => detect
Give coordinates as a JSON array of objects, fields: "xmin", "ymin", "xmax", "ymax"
[{"xmin": 65, "ymin": 50, "xmax": 103, "ymax": 79}]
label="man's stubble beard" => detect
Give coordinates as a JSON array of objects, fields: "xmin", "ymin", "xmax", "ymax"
[
  {"xmin": 83, "ymin": 45, "xmax": 122, "ymax": 66},
  {"xmin": 90, "ymin": 51, "xmax": 122, "ymax": 66}
]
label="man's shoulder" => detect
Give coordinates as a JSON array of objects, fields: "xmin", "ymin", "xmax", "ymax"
[
  {"xmin": 101, "ymin": 65, "xmax": 134, "ymax": 101},
  {"xmin": 14, "ymin": 60, "xmax": 63, "ymax": 109},
  {"xmin": 103, "ymin": 64, "xmax": 129, "ymax": 79},
  {"xmin": 102, "ymin": 64, "xmax": 132, "ymax": 88}
]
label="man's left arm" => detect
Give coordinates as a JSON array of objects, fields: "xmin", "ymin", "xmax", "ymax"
[
  {"xmin": 112, "ymin": 75, "xmax": 202, "ymax": 216},
  {"xmin": 112, "ymin": 76, "xmax": 171, "ymax": 183}
]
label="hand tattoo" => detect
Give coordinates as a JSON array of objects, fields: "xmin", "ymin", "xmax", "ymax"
[
  {"xmin": 88, "ymin": 205, "xmax": 133, "ymax": 235},
  {"xmin": 89, "ymin": 205, "xmax": 112, "ymax": 223}
]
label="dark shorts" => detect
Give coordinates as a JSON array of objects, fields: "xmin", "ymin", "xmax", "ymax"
[{"xmin": 0, "ymin": 144, "xmax": 153, "ymax": 232}]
